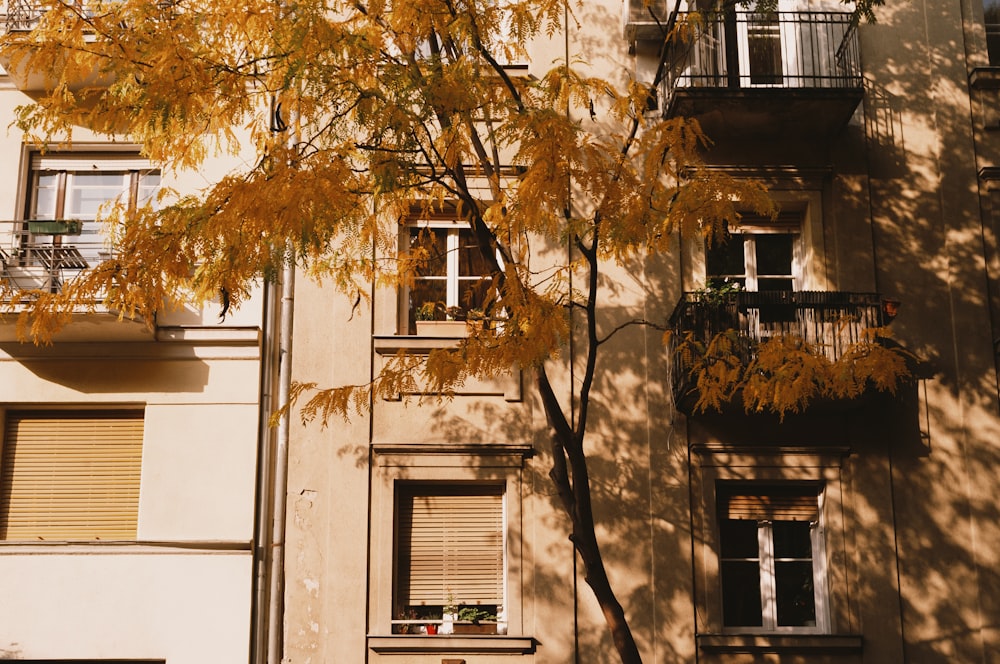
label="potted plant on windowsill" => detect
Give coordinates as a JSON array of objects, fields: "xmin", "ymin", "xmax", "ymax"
[
  {"xmin": 414, "ymin": 302, "xmax": 469, "ymax": 337},
  {"xmin": 452, "ymin": 606, "xmax": 499, "ymax": 635}
]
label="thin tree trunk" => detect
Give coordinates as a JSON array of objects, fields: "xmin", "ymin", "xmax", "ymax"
[{"xmin": 537, "ymin": 368, "xmax": 643, "ymax": 664}]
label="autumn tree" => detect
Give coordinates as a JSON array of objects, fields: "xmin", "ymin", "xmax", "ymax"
[{"xmin": 1, "ymin": 0, "xmax": 902, "ymax": 661}]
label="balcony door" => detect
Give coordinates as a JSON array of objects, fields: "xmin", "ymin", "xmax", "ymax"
[
  {"xmin": 706, "ymin": 214, "xmax": 801, "ymax": 328},
  {"xmin": 730, "ymin": 2, "xmax": 799, "ymax": 87},
  {"xmin": 27, "ymin": 153, "xmax": 160, "ymax": 264},
  {"xmin": 706, "ymin": 228, "xmax": 800, "ymax": 292}
]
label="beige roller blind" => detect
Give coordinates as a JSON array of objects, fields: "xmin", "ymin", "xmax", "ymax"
[
  {"xmin": 397, "ymin": 486, "xmax": 504, "ymax": 606},
  {"xmin": 0, "ymin": 410, "xmax": 144, "ymax": 541},
  {"xmin": 721, "ymin": 485, "xmax": 819, "ymax": 522},
  {"xmin": 30, "ymin": 152, "xmax": 153, "ymax": 172}
]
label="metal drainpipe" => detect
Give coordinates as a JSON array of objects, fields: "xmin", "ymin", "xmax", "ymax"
[
  {"xmin": 251, "ymin": 276, "xmax": 280, "ymax": 664},
  {"xmin": 267, "ymin": 256, "xmax": 295, "ymax": 664}
]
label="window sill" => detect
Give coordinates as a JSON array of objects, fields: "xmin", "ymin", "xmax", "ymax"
[
  {"xmin": 697, "ymin": 633, "xmax": 862, "ymax": 653},
  {"xmin": 368, "ymin": 634, "xmax": 536, "ymax": 654},
  {"xmin": 970, "ymin": 66, "xmax": 1000, "ymax": 89},
  {"xmin": 373, "ymin": 335, "xmax": 462, "ymax": 355}
]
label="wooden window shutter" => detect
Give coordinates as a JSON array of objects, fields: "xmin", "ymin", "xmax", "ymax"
[
  {"xmin": 720, "ymin": 485, "xmax": 819, "ymax": 522},
  {"xmin": 397, "ymin": 485, "xmax": 504, "ymax": 606},
  {"xmin": 0, "ymin": 410, "xmax": 144, "ymax": 541}
]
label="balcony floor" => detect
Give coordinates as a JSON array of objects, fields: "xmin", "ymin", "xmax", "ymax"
[{"xmin": 666, "ymin": 87, "xmax": 864, "ymax": 140}]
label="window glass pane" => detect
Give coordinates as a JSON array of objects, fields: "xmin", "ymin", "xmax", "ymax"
[
  {"xmin": 707, "ymin": 235, "xmax": 745, "ymax": 279},
  {"xmin": 138, "ymin": 172, "xmax": 161, "ymax": 208},
  {"xmin": 986, "ymin": 0, "xmax": 1000, "ymax": 65},
  {"xmin": 772, "ymin": 520, "xmax": 813, "ymax": 558},
  {"xmin": 32, "ymin": 177, "xmax": 57, "ymax": 219},
  {"xmin": 458, "ymin": 278, "xmax": 490, "ymax": 312},
  {"xmin": 458, "ymin": 228, "xmax": 491, "ymax": 277},
  {"xmin": 775, "ymin": 560, "xmax": 817, "ymax": 626},
  {"xmin": 748, "ymin": 12, "xmax": 783, "ymax": 84},
  {"xmin": 720, "ymin": 519, "xmax": 759, "ymax": 558},
  {"xmin": 410, "ymin": 228, "xmax": 449, "ymax": 277},
  {"xmin": 754, "ymin": 234, "xmax": 793, "ymax": 276},
  {"xmin": 721, "ymin": 561, "xmax": 763, "ymax": 626},
  {"xmin": 408, "ymin": 280, "xmax": 447, "ymax": 330},
  {"xmin": 67, "ymin": 172, "xmax": 129, "ymax": 218}
]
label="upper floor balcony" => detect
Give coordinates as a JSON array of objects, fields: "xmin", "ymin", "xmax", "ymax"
[
  {"xmin": 1, "ymin": 0, "xmax": 113, "ymax": 92},
  {"xmin": 658, "ymin": 10, "xmax": 863, "ymax": 139},
  {"xmin": 0, "ymin": 219, "xmax": 107, "ymax": 296},
  {"xmin": 668, "ymin": 290, "xmax": 896, "ymax": 413}
]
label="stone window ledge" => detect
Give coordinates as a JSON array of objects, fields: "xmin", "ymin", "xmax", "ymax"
[
  {"xmin": 697, "ymin": 633, "xmax": 862, "ymax": 653},
  {"xmin": 368, "ymin": 635, "xmax": 536, "ymax": 654},
  {"xmin": 970, "ymin": 67, "xmax": 1000, "ymax": 89}
]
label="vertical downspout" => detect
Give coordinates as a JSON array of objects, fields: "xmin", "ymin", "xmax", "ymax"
[
  {"xmin": 251, "ymin": 277, "xmax": 280, "ymax": 664},
  {"xmin": 267, "ymin": 258, "xmax": 295, "ymax": 664}
]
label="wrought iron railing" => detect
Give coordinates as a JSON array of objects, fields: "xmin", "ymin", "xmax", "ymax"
[
  {"xmin": 5, "ymin": 0, "xmax": 43, "ymax": 31},
  {"xmin": 666, "ymin": 11, "xmax": 861, "ymax": 92},
  {"xmin": 668, "ymin": 290, "xmax": 892, "ymax": 402},
  {"xmin": 0, "ymin": 219, "xmax": 110, "ymax": 296}
]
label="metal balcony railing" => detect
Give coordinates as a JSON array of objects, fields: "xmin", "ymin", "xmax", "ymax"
[
  {"xmin": 668, "ymin": 290, "xmax": 893, "ymax": 402},
  {"xmin": 666, "ymin": 11, "xmax": 861, "ymax": 92},
  {"xmin": 0, "ymin": 220, "xmax": 110, "ymax": 296},
  {"xmin": 5, "ymin": 0, "xmax": 44, "ymax": 31}
]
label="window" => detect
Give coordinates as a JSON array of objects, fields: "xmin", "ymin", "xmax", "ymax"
[
  {"xmin": 747, "ymin": 12, "xmax": 783, "ymax": 85},
  {"xmin": 369, "ymin": 446, "xmax": 531, "ymax": 653},
  {"xmin": 403, "ymin": 221, "xmax": 491, "ymax": 334},
  {"xmin": 987, "ymin": 0, "xmax": 1000, "ymax": 65},
  {"xmin": 25, "ymin": 152, "xmax": 160, "ymax": 265},
  {"xmin": 717, "ymin": 484, "xmax": 829, "ymax": 632},
  {"xmin": 0, "ymin": 410, "xmax": 144, "ymax": 541},
  {"xmin": 706, "ymin": 215, "xmax": 800, "ymax": 292},
  {"xmin": 393, "ymin": 484, "xmax": 505, "ymax": 635}
]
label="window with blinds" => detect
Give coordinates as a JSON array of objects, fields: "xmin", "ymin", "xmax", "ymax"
[
  {"xmin": 717, "ymin": 483, "xmax": 828, "ymax": 632},
  {"xmin": 0, "ymin": 410, "xmax": 144, "ymax": 541},
  {"xmin": 394, "ymin": 484, "xmax": 504, "ymax": 620}
]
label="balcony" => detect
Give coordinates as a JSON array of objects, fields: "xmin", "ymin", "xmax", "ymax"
[
  {"xmin": 1, "ymin": 0, "xmax": 113, "ymax": 93},
  {"xmin": 662, "ymin": 11, "xmax": 863, "ymax": 138},
  {"xmin": 668, "ymin": 291, "xmax": 895, "ymax": 412},
  {"xmin": 0, "ymin": 219, "xmax": 107, "ymax": 297}
]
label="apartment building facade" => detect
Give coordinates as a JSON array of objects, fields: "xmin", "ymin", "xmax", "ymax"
[
  {"xmin": 281, "ymin": 0, "xmax": 1000, "ymax": 663},
  {"xmin": 0, "ymin": 0, "xmax": 998, "ymax": 662},
  {"xmin": 0, "ymin": 6, "xmax": 274, "ymax": 661}
]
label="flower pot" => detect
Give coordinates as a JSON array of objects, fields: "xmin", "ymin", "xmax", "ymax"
[
  {"xmin": 452, "ymin": 622, "xmax": 498, "ymax": 635},
  {"xmin": 27, "ymin": 219, "xmax": 83, "ymax": 235},
  {"xmin": 415, "ymin": 320, "xmax": 469, "ymax": 337}
]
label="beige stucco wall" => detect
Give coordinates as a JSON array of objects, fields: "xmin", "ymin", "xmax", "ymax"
[
  {"xmin": 0, "ymin": 552, "xmax": 252, "ymax": 662},
  {"xmin": 283, "ymin": 1, "xmax": 1000, "ymax": 663}
]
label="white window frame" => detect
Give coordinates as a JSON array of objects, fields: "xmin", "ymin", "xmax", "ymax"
[
  {"xmin": 24, "ymin": 152, "xmax": 160, "ymax": 264},
  {"xmin": 718, "ymin": 486, "xmax": 831, "ymax": 633},
  {"xmin": 690, "ymin": 446, "xmax": 851, "ymax": 639},
  {"xmin": 399, "ymin": 218, "xmax": 495, "ymax": 334},
  {"xmin": 706, "ymin": 222, "xmax": 802, "ymax": 292}
]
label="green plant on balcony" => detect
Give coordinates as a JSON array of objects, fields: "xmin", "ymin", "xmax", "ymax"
[{"xmin": 693, "ymin": 279, "xmax": 741, "ymax": 305}]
